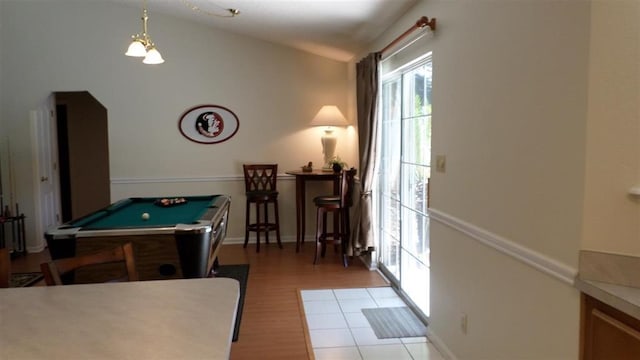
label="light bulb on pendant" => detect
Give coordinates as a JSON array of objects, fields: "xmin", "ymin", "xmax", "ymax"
[
  {"xmin": 125, "ymin": 38, "xmax": 146, "ymax": 57},
  {"xmin": 143, "ymin": 46, "xmax": 164, "ymax": 64}
]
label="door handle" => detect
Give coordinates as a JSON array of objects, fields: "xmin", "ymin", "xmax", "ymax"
[{"xmin": 40, "ymin": 176, "xmax": 48, "ymax": 182}]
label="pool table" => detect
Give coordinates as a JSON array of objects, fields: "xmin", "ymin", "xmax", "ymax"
[{"xmin": 45, "ymin": 195, "xmax": 230, "ymax": 282}]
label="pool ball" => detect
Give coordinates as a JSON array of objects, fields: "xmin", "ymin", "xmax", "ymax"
[{"xmin": 142, "ymin": 212, "xmax": 150, "ymax": 220}]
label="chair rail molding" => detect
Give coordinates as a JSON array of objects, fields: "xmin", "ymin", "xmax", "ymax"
[
  {"xmin": 428, "ymin": 208, "xmax": 577, "ymax": 285},
  {"xmin": 110, "ymin": 174, "xmax": 357, "ymax": 185},
  {"xmin": 111, "ymin": 174, "xmax": 299, "ymax": 184}
]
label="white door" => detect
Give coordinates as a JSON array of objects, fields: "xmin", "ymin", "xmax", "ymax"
[{"xmin": 30, "ymin": 95, "xmax": 61, "ymax": 249}]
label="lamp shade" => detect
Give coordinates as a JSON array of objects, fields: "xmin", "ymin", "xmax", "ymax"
[
  {"xmin": 125, "ymin": 40, "xmax": 147, "ymax": 57},
  {"xmin": 310, "ymin": 105, "xmax": 348, "ymax": 127},
  {"xmin": 143, "ymin": 47, "xmax": 165, "ymax": 64}
]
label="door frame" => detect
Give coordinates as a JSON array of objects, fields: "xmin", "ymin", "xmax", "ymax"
[{"xmin": 30, "ymin": 94, "xmax": 62, "ymax": 251}]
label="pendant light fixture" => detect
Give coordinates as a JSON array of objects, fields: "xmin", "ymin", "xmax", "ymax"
[{"xmin": 125, "ymin": 0, "xmax": 164, "ymax": 65}]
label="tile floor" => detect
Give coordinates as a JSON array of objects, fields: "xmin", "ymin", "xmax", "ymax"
[{"xmin": 300, "ymin": 287, "xmax": 445, "ymax": 360}]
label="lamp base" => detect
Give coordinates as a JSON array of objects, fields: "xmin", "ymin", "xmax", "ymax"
[{"xmin": 321, "ymin": 131, "xmax": 337, "ymax": 169}]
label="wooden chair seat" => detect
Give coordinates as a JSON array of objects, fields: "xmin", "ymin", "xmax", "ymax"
[
  {"xmin": 313, "ymin": 196, "xmax": 340, "ymax": 205},
  {"xmin": 246, "ymin": 190, "xmax": 279, "ymax": 201}
]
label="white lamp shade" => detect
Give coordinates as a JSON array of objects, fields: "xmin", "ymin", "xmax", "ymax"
[
  {"xmin": 143, "ymin": 47, "xmax": 165, "ymax": 64},
  {"xmin": 125, "ymin": 40, "xmax": 147, "ymax": 57},
  {"xmin": 310, "ymin": 105, "xmax": 348, "ymax": 127}
]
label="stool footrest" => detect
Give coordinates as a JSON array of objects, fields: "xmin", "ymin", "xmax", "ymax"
[{"xmin": 247, "ymin": 223, "xmax": 278, "ymax": 231}]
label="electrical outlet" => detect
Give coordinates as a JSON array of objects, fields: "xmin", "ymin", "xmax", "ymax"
[
  {"xmin": 460, "ymin": 313, "xmax": 468, "ymax": 334},
  {"xmin": 436, "ymin": 155, "xmax": 446, "ymax": 173}
]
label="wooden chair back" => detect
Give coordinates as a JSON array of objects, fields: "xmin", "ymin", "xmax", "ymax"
[
  {"xmin": 40, "ymin": 242, "xmax": 138, "ymax": 286},
  {"xmin": 243, "ymin": 164, "xmax": 278, "ymax": 193},
  {"xmin": 0, "ymin": 247, "xmax": 10, "ymax": 288},
  {"xmin": 242, "ymin": 164, "xmax": 282, "ymax": 252}
]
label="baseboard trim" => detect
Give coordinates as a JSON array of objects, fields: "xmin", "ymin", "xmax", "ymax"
[
  {"xmin": 26, "ymin": 243, "xmax": 47, "ymax": 254},
  {"xmin": 428, "ymin": 208, "xmax": 577, "ymax": 286},
  {"xmin": 224, "ymin": 235, "xmax": 297, "ymax": 246},
  {"xmin": 427, "ymin": 328, "xmax": 458, "ymax": 360},
  {"xmin": 223, "ymin": 237, "xmax": 375, "ymax": 271}
]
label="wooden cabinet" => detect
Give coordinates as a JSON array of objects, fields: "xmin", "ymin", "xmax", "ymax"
[{"xmin": 581, "ymin": 294, "xmax": 640, "ymax": 359}]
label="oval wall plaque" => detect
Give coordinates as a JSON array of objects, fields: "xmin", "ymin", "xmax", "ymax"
[{"xmin": 178, "ymin": 105, "xmax": 239, "ymax": 144}]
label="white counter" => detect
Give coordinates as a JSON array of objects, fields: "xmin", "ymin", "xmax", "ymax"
[
  {"xmin": 0, "ymin": 277, "xmax": 239, "ymax": 359},
  {"xmin": 575, "ymin": 277, "xmax": 640, "ymax": 320}
]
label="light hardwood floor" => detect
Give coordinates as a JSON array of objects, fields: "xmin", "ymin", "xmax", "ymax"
[{"xmin": 10, "ymin": 242, "xmax": 388, "ymax": 360}]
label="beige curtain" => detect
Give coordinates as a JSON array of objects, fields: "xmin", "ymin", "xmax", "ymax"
[{"xmin": 350, "ymin": 52, "xmax": 381, "ymax": 256}]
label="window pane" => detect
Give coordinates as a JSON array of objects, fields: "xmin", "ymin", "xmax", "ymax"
[
  {"xmin": 402, "ymin": 115, "xmax": 431, "ymax": 167},
  {"xmin": 380, "ymin": 78, "xmax": 401, "ymax": 201},
  {"xmin": 401, "ymin": 249, "xmax": 429, "ymax": 317},
  {"xmin": 401, "ymin": 206, "xmax": 429, "ymax": 265},
  {"xmin": 401, "ymin": 163, "xmax": 430, "ymax": 215},
  {"xmin": 402, "ymin": 63, "xmax": 432, "ymax": 118},
  {"xmin": 381, "ymin": 236, "xmax": 400, "ymax": 280},
  {"xmin": 379, "ymin": 195, "xmax": 400, "ymax": 240}
]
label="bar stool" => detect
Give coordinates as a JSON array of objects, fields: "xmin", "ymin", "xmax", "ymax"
[
  {"xmin": 243, "ymin": 164, "xmax": 282, "ymax": 252},
  {"xmin": 313, "ymin": 168, "xmax": 356, "ymax": 267}
]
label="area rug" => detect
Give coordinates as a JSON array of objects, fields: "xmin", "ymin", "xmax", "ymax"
[
  {"xmin": 11, "ymin": 272, "xmax": 44, "ymax": 287},
  {"xmin": 214, "ymin": 264, "xmax": 249, "ymax": 342},
  {"xmin": 362, "ymin": 306, "xmax": 427, "ymax": 339}
]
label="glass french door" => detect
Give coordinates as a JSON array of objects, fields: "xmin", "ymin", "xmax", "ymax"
[{"xmin": 376, "ymin": 53, "xmax": 432, "ymax": 318}]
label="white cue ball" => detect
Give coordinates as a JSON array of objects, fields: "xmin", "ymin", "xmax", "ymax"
[{"xmin": 142, "ymin": 212, "xmax": 150, "ymax": 220}]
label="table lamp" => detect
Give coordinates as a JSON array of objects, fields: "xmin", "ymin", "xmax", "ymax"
[{"xmin": 310, "ymin": 105, "xmax": 348, "ymax": 171}]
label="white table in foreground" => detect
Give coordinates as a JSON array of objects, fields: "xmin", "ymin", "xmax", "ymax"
[{"xmin": 0, "ymin": 277, "xmax": 239, "ymax": 360}]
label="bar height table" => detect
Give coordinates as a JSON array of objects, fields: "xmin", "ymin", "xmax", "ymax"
[{"xmin": 285, "ymin": 170, "xmax": 340, "ymax": 252}]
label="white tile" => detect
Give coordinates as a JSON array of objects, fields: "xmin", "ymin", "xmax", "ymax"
[
  {"xmin": 358, "ymin": 344, "xmax": 413, "ymax": 360},
  {"xmin": 400, "ymin": 336, "xmax": 428, "ymax": 344},
  {"xmin": 343, "ymin": 312, "xmax": 372, "ymax": 328},
  {"xmin": 374, "ymin": 297, "xmax": 406, "ymax": 307},
  {"xmin": 367, "ymin": 287, "xmax": 398, "ymax": 299},
  {"xmin": 314, "ymin": 346, "xmax": 362, "ymax": 360},
  {"xmin": 301, "ymin": 289, "xmax": 336, "ymax": 301},
  {"xmin": 338, "ymin": 297, "xmax": 378, "ymax": 313},
  {"xmin": 304, "ymin": 299, "xmax": 342, "ymax": 314},
  {"xmin": 405, "ymin": 342, "xmax": 446, "ymax": 360},
  {"xmin": 350, "ymin": 327, "xmax": 401, "ymax": 346},
  {"xmin": 334, "ymin": 288, "xmax": 372, "ymax": 300},
  {"xmin": 306, "ymin": 313, "xmax": 348, "ymax": 330},
  {"xmin": 309, "ymin": 328, "xmax": 355, "ymax": 348}
]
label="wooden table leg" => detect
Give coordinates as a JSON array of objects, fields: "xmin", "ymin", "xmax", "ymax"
[
  {"xmin": 295, "ymin": 177, "xmax": 304, "ymax": 252},
  {"xmin": 300, "ymin": 178, "xmax": 306, "ymax": 247},
  {"xmin": 332, "ymin": 177, "xmax": 340, "ymax": 243}
]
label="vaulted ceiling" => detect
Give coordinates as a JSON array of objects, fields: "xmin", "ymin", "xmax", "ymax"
[{"xmin": 112, "ymin": 0, "xmax": 419, "ymax": 61}]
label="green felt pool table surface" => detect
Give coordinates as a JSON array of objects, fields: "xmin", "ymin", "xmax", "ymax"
[{"xmin": 71, "ymin": 195, "xmax": 220, "ymax": 229}]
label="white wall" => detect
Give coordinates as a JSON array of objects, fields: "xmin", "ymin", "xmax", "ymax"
[
  {"xmin": 582, "ymin": 0, "xmax": 640, "ymax": 254},
  {"xmin": 366, "ymin": 0, "xmax": 590, "ymax": 358},
  {"xmin": 0, "ymin": 0, "xmax": 356, "ymax": 250}
]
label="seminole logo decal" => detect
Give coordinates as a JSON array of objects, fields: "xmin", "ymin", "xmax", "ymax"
[
  {"xmin": 195, "ymin": 111, "xmax": 224, "ymax": 138},
  {"xmin": 178, "ymin": 105, "xmax": 240, "ymax": 144}
]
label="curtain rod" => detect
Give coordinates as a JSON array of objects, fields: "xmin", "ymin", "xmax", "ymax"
[{"xmin": 379, "ymin": 16, "xmax": 436, "ymax": 54}]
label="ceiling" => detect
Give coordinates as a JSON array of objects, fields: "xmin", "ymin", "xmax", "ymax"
[{"xmin": 114, "ymin": 0, "xmax": 419, "ymax": 61}]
